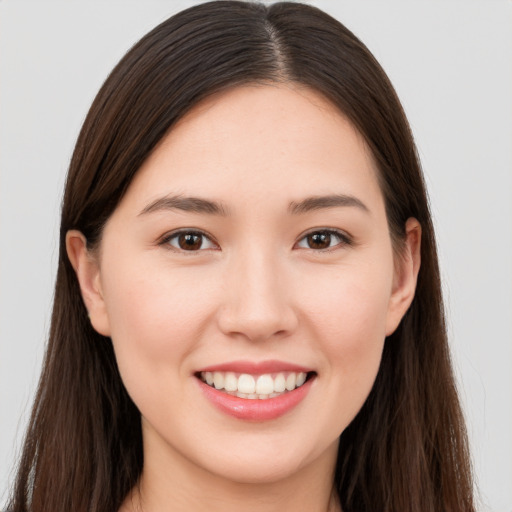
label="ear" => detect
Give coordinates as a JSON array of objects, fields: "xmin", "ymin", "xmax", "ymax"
[
  {"xmin": 66, "ymin": 230, "xmax": 111, "ymax": 337},
  {"xmin": 385, "ymin": 218, "xmax": 422, "ymax": 336}
]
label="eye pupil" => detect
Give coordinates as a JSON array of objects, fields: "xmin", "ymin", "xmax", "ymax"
[
  {"xmin": 308, "ymin": 232, "xmax": 331, "ymax": 249},
  {"xmin": 178, "ymin": 233, "xmax": 202, "ymax": 250}
]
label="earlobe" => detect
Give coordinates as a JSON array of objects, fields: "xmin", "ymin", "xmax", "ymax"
[
  {"xmin": 385, "ymin": 218, "xmax": 422, "ymax": 336},
  {"xmin": 65, "ymin": 230, "xmax": 111, "ymax": 337}
]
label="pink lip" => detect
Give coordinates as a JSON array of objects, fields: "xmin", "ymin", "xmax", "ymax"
[
  {"xmin": 197, "ymin": 359, "xmax": 313, "ymax": 374},
  {"xmin": 196, "ymin": 374, "xmax": 315, "ymax": 422}
]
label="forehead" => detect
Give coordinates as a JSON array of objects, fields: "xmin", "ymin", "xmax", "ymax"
[{"xmin": 117, "ymin": 83, "xmax": 383, "ymax": 215}]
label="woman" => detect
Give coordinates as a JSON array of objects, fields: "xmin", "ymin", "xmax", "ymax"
[{"xmin": 7, "ymin": 1, "xmax": 475, "ymax": 511}]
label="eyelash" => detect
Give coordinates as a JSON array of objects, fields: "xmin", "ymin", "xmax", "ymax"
[{"xmin": 159, "ymin": 228, "xmax": 352, "ymax": 253}]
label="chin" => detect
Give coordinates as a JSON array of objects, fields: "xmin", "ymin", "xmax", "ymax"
[
  {"xmin": 195, "ymin": 434, "xmax": 338, "ymax": 486},
  {"xmin": 207, "ymin": 454, "xmax": 307, "ymax": 485}
]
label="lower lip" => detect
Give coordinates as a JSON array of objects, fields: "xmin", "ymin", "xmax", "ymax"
[{"xmin": 197, "ymin": 376, "xmax": 314, "ymax": 421}]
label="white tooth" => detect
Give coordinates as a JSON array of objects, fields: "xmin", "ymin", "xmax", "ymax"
[
  {"xmin": 274, "ymin": 373, "xmax": 286, "ymax": 392},
  {"xmin": 205, "ymin": 372, "xmax": 214, "ymax": 386},
  {"xmin": 255, "ymin": 374, "xmax": 274, "ymax": 395},
  {"xmin": 238, "ymin": 374, "xmax": 256, "ymax": 394},
  {"xmin": 269, "ymin": 392, "xmax": 280, "ymax": 398},
  {"xmin": 247, "ymin": 393, "xmax": 258, "ymax": 399},
  {"xmin": 236, "ymin": 392, "xmax": 248, "ymax": 398},
  {"xmin": 285, "ymin": 373, "xmax": 297, "ymax": 391},
  {"xmin": 296, "ymin": 372, "xmax": 307, "ymax": 387},
  {"xmin": 213, "ymin": 372, "xmax": 224, "ymax": 390},
  {"xmin": 224, "ymin": 372, "xmax": 238, "ymax": 391},
  {"xmin": 258, "ymin": 394, "xmax": 270, "ymax": 399}
]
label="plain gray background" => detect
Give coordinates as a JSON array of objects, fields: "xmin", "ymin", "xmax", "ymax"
[{"xmin": 1, "ymin": 1, "xmax": 511, "ymax": 510}]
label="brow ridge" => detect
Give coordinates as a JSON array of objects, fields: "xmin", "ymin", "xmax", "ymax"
[
  {"xmin": 139, "ymin": 195, "xmax": 228, "ymax": 216},
  {"xmin": 140, "ymin": 193, "xmax": 368, "ymax": 217},
  {"xmin": 288, "ymin": 194, "xmax": 369, "ymax": 214}
]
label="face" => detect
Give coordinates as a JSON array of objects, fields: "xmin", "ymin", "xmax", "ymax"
[{"xmin": 69, "ymin": 84, "xmax": 419, "ymax": 488}]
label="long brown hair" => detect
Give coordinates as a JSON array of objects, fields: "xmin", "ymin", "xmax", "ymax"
[{"xmin": 8, "ymin": 2, "xmax": 474, "ymax": 511}]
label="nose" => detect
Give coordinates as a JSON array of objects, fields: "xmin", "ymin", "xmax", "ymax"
[{"xmin": 217, "ymin": 249, "xmax": 298, "ymax": 342}]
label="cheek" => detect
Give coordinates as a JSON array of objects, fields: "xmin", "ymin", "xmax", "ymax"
[
  {"xmin": 301, "ymin": 257, "xmax": 393, "ymax": 348},
  {"xmin": 104, "ymin": 260, "xmax": 212, "ymax": 337},
  {"xmin": 99, "ymin": 260, "xmax": 217, "ymax": 394},
  {"xmin": 297, "ymin": 259, "xmax": 392, "ymax": 424},
  {"xmin": 314, "ymin": 279, "xmax": 389, "ymax": 381}
]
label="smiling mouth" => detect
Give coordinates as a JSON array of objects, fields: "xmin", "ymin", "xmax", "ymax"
[{"xmin": 197, "ymin": 371, "xmax": 315, "ymax": 400}]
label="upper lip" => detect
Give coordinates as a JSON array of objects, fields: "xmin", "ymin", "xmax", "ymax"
[{"xmin": 196, "ymin": 359, "xmax": 314, "ymax": 374}]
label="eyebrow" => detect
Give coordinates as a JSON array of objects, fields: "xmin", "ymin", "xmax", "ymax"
[
  {"xmin": 139, "ymin": 193, "xmax": 369, "ymax": 217},
  {"xmin": 139, "ymin": 195, "xmax": 229, "ymax": 216},
  {"xmin": 288, "ymin": 194, "xmax": 370, "ymax": 215}
]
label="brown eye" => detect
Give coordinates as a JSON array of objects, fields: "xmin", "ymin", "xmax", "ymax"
[
  {"xmin": 165, "ymin": 231, "xmax": 216, "ymax": 251},
  {"xmin": 178, "ymin": 233, "xmax": 202, "ymax": 250},
  {"xmin": 296, "ymin": 229, "xmax": 350, "ymax": 251},
  {"xmin": 307, "ymin": 232, "xmax": 332, "ymax": 249}
]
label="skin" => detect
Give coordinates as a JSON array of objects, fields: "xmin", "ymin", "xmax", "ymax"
[{"xmin": 67, "ymin": 84, "xmax": 421, "ymax": 512}]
